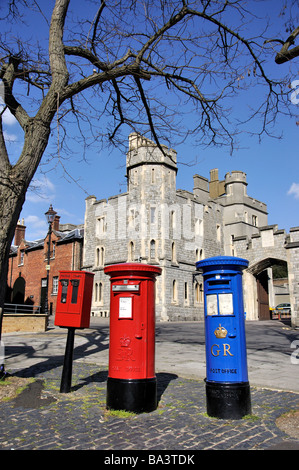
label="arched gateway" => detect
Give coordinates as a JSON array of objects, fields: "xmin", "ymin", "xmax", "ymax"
[{"xmin": 233, "ymin": 225, "xmax": 299, "ymax": 328}]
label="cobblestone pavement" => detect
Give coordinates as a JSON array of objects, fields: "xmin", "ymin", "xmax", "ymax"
[{"xmin": 1, "ymin": 362, "xmax": 299, "ymax": 452}]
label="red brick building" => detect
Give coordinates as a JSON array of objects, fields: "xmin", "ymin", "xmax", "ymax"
[{"xmin": 6, "ymin": 213, "xmax": 84, "ymax": 314}]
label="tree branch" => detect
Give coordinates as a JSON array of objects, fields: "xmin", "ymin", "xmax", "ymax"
[
  {"xmin": 274, "ymin": 26, "xmax": 299, "ymax": 64},
  {"xmin": 134, "ymin": 76, "xmax": 167, "ymax": 156},
  {"xmin": 48, "ymin": 0, "xmax": 70, "ymax": 86},
  {"xmin": 0, "ymin": 57, "xmax": 30, "ymax": 129},
  {"xmin": 0, "ymin": 114, "xmax": 11, "ymax": 172}
]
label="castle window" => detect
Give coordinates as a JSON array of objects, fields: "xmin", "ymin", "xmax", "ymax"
[
  {"xmin": 99, "ymin": 282, "xmax": 103, "ymax": 303},
  {"xmin": 150, "ymin": 207, "xmax": 156, "ymax": 224},
  {"xmin": 150, "ymin": 239, "xmax": 156, "ymax": 259},
  {"xmin": 94, "ymin": 282, "xmax": 103, "ymax": 304},
  {"xmin": 172, "ymin": 280, "xmax": 178, "ymax": 303},
  {"xmin": 96, "ymin": 246, "xmax": 105, "ymax": 266},
  {"xmin": 171, "ymin": 242, "xmax": 176, "ymax": 263},
  {"xmin": 151, "ymin": 168, "xmax": 155, "ymax": 184},
  {"xmin": 171, "ymin": 210, "xmax": 176, "ymax": 230},
  {"xmin": 96, "ymin": 216, "xmax": 106, "ymax": 236},
  {"xmin": 196, "ymin": 248, "xmax": 203, "ymax": 262},
  {"xmin": 195, "ymin": 218, "xmax": 203, "ymax": 236},
  {"xmin": 128, "ymin": 241, "xmax": 135, "ymax": 261},
  {"xmin": 184, "ymin": 282, "xmax": 188, "ymax": 301},
  {"xmin": 195, "ymin": 282, "xmax": 203, "ymax": 304}
]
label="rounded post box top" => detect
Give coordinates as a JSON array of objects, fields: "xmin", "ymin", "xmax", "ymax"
[
  {"xmin": 196, "ymin": 256, "xmax": 248, "ymax": 272},
  {"xmin": 104, "ymin": 263, "xmax": 162, "ymax": 276}
]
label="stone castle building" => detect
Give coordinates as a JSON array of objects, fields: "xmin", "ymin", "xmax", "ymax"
[{"xmin": 83, "ymin": 133, "xmax": 299, "ymax": 327}]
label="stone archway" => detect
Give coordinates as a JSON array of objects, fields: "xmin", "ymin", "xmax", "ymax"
[
  {"xmin": 233, "ymin": 225, "xmax": 299, "ymax": 327},
  {"xmin": 245, "ymin": 257, "xmax": 288, "ymax": 321}
]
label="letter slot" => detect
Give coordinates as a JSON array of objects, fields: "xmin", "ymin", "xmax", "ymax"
[
  {"xmin": 60, "ymin": 279, "xmax": 69, "ymax": 303},
  {"xmin": 71, "ymin": 279, "xmax": 80, "ymax": 304}
]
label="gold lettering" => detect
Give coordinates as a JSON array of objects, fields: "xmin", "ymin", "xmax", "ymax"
[
  {"xmin": 211, "ymin": 344, "xmax": 220, "ymax": 356},
  {"xmin": 223, "ymin": 344, "xmax": 234, "ymax": 356}
]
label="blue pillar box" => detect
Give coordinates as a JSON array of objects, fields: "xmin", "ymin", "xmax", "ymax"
[{"xmin": 196, "ymin": 256, "xmax": 251, "ymax": 419}]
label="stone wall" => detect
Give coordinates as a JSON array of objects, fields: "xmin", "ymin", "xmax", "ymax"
[{"xmin": 2, "ymin": 314, "xmax": 49, "ymax": 333}]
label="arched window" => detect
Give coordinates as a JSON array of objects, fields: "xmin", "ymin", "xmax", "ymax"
[
  {"xmin": 128, "ymin": 241, "xmax": 135, "ymax": 261},
  {"xmin": 150, "ymin": 239, "xmax": 156, "ymax": 259},
  {"xmin": 96, "ymin": 247, "xmax": 105, "ymax": 266},
  {"xmin": 99, "ymin": 282, "xmax": 103, "ymax": 303},
  {"xmin": 151, "ymin": 168, "xmax": 155, "ymax": 184},
  {"xmin": 171, "ymin": 242, "xmax": 176, "ymax": 263},
  {"xmin": 172, "ymin": 280, "xmax": 177, "ymax": 302},
  {"xmin": 195, "ymin": 282, "xmax": 204, "ymax": 304},
  {"xmin": 184, "ymin": 282, "xmax": 188, "ymax": 302}
]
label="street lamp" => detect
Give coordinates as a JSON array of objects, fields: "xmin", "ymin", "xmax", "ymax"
[{"xmin": 44, "ymin": 204, "xmax": 57, "ymax": 315}]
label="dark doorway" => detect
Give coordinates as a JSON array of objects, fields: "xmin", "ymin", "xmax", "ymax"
[
  {"xmin": 12, "ymin": 276, "xmax": 25, "ymax": 304},
  {"xmin": 40, "ymin": 278, "xmax": 47, "ymax": 313},
  {"xmin": 257, "ymin": 270, "xmax": 270, "ymax": 320}
]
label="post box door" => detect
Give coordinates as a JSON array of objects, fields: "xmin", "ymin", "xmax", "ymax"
[
  {"xmin": 108, "ymin": 279, "xmax": 155, "ymax": 380},
  {"xmin": 204, "ymin": 277, "xmax": 248, "ymax": 383},
  {"xmin": 58, "ymin": 275, "xmax": 82, "ymax": 314}
]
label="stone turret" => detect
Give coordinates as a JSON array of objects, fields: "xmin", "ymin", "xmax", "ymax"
[
  {"xmin": 224, "ymin": 171, "xmax": 248, "ymax": 198},
  {"xmin": 126, "ymin": 133, "xmax": 177, "ymax": 199}
]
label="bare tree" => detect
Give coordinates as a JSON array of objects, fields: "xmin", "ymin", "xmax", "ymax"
[
  {"xmin": 272, "ymin": 1, "xmax": 299, "ymax": 64},
  {"xmin": 0, "ymin": 0, "xmax": 296, "ymax": 336}
]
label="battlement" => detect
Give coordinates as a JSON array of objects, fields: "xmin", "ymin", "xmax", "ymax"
[{"xmin": 127, "ymin": 133, "xmax": 177, "ymax": 171}]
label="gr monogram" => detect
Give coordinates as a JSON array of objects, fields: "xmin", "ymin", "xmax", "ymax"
[{"xmin": 211, "ymin": 343, "xmax": 234, "ymax": 357}]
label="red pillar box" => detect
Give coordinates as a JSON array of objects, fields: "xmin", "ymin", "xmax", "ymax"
[
  {"xmin": 104, "ymin": 263, "xmax": 161, "ymax": 413},
  {"xmin": 55, "ymin": 271, "xmax": 94, "ymax": 328}
]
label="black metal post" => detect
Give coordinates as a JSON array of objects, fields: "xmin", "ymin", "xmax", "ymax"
[
  {"xmin": 45, "ymin": 223, "xmax": 52, "ymax": 315},
  {"xmin": 44, "ymin": 205, "xmax": 57, "ymax": 315},
  {"xmin": 0, "ymin": 307, "xmax": 6, "ymax": 379},
  {"xmin": 60, "ymin": 327, "xmax": 75, "ymax": 393}
]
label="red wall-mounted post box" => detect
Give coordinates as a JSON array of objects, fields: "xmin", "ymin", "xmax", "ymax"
[
  {"xmin": 104, "ymin": 263, "xmax": 161, "ymax": 413},
  {"xmin": 54, "ymin": 270, "xmax": 94, "ymax": 329}
]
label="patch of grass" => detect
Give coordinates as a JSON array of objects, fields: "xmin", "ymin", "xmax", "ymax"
[
  {"xmin": 105, "ymin": 409, "xmax": 136, "ymax": 419},
  {"xmin": 242, "ymin": 414, "xmax": 260, "ymax": 422}
]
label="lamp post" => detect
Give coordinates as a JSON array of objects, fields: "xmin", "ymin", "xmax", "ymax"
[{"xmin": 44, "ymin": 205, "xmax": 57, "ymax": 315}]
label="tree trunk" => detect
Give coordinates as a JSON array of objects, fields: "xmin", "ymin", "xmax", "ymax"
[{"xmin": 0, "ymin": 120, "xmax": 52, "ymax": 321}]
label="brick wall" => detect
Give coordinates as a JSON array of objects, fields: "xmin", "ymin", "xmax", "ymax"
[{"xmin": 7, "ymin": 230, "xmax": 83, "ymax": 315}]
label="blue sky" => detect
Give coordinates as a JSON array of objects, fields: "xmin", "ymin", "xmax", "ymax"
[
  {"xmin": 1, "ymin": 0, "xmax": 298, "ymax": 242},
  {"xmin": 5, "ymin": 104, "xmax": 298, "ymax": 242}
]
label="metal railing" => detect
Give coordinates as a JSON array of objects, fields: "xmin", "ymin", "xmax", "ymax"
[{"xmin": 3, "ymin": 303, "xmax": 41, "ymax": 314}]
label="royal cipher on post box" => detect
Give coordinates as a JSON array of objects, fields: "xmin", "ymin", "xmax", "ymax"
[
  {"xmin": 104, "ymin": 263, "xmax": 161, "ymax": 413},
  {"xmin": 196, "ymin": 256, "xmax": 251, "ymax": 419},
  {"xmin": 55, "ymin": 271, "xmax": 94, "ymax": 329}
]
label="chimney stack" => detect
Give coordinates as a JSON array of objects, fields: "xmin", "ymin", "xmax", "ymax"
[
  {"xmin": 53, "ymin": 214, "xmax": 60, "ymax": 231},
  {"xmin": 14, "ymin": 219, "xmax": 26, "ymax": 246}
]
